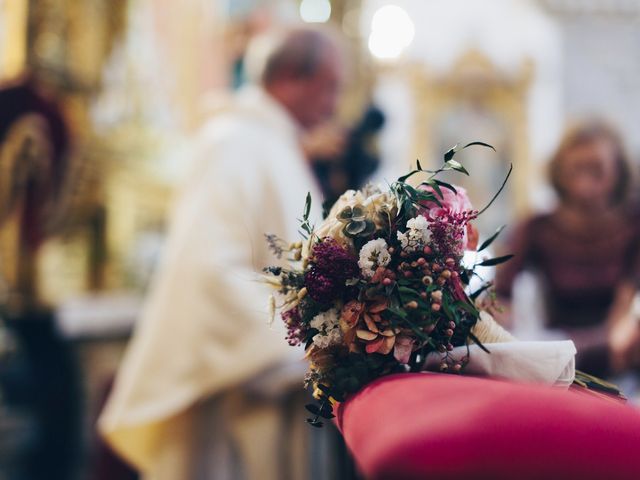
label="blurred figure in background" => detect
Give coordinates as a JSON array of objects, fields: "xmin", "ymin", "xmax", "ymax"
[
  {"xmin": 495, "ymin": 120, "xmax": 640, "ymax": 377},
  {"xmin": 0, "ymin": 78, "xmax": 80, "ymax": 480},
  {"xmin": 99, "ymin": 27, "xmax": 344, "ymax": 480},
  {"xmin": 305, "ymin": 105, "xmax": 385, "ymax": 209}
]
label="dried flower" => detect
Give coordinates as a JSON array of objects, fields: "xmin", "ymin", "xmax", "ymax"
[
  {"xmin": 397, "ymin": 215, "xmax": 431, "ymax": 253},
  {"xmin": 282, "ymin": 307, "xmax": 306, "ymax": 346},
  {"xmin": 358, "ymin": 238, "xmax": 392, "ymax": 278},
  {"xmin": 305, "ymin": 238, "xmax": 358, "ymax": 303},
  {"xmin": 310, "ymin": 308, "xmax": 342, "ymax": 349}
]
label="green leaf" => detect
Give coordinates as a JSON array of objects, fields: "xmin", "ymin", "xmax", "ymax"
[
  {"xmin": 386, "ymin": 306, "xmax": 408, "ymax": 319},
  {"xmin": 416, "ymin": 159, "xmax": 423, "ymax": 170},
  {"xmin": 426, "ymin": 179, "xmax": 444, "ymax": 200},
  {"xmin": 305, "ymin": 404, "xmax": 320, "ymax": 415},
  {"xmin": 433, "ymin": 179, "xmax": 457, "ymax": 194},
  {"xmin": 445, "ymin": 159, "xmax": 469, "ymax": 175},
  {"xmin": 468, "ymin": 332, "xmax": 491, "ymax": 353},
  {"xmin": 462, "ymin": 141, "xmax": 496, "ymax": 152},
  {"xmin": 478, "ymin": 225, "xmax": 506, "ymax": 252},
  {"xmin": 476, "ymin": 254, "xmax": 514, "ymax": 267},
  {"xmin": 397, "ymin": 169, "xmax": 420, "ymax": 183},
  {"xmin": 304, "ymin": 192, "xmax": 311, "ymax": 219},
  {"xmin": 443, "ymin": 145, "xmax": 458, "ymax": 161},
  {"xmin": 470, "ymin": 282, "xmax": 493, "ymax": 301},
  {"xmin": 456, "ymin": 301, "xmax": 479, "ymax": 317},
  {"xmin": 477, "ymin": 163, "xmax": 513, "ymax": 216},
  {"xmin": 306, "ymin": 418, "xmax": 324, "ymax": 428},
  {"xmin": 398, "ymin": 286, "xmax": 420, "ymax": 297}
]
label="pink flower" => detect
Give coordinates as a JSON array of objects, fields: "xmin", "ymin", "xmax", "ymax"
[
  {"xmin": 418, "ymin": 184, "xmax": 478, "ymax": 252},
  {"xmin": 418, "ymin": 184, "xmax": 473, "ymax": 220}
]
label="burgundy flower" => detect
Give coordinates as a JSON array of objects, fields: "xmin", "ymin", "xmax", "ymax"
[
  {"xmin": 311, "ymin": 238, "xmax": 359, "ymax": 279},
  {"xmin": 305, "ymin": 238, "xmax": 358, "ymax": 303},
  {"xmin": 282, "ymin": 307, "xmax": 306, "ymax": 346}
]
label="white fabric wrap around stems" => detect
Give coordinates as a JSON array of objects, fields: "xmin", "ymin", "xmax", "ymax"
[{"xmin": 426, "ymin": 311, "xmax": 577, "ymax": 388}]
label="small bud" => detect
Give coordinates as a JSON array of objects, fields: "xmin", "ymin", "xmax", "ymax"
[
  {"xmin": 419, "ymin": 292, "xmax": 428, "ymax": 299},
  {"xmin": 403, "ymin": 271, "xmax": 413, "ymax": 278},
  {"xmin": 437, "ymin": 277, "xmax": 446, "ymax": 286},
  {"xmin": 417, "ymin": 257, "xmax": 427, "ymax": 266},
  {"xmin": 453, "ymin": 363, "xmax": 462, "ymax": 373},
  {"xmin": 382, "ymin": 277, "xmax": 393, "ymax": 286},
  {"xmin": 410, "ymin": 261, "xmax": 418, "ymax": 268},
  {"xmin": 388, "ymin": 247, "xmax": 395, "ymax": 255},
  {"xmin": 449, "ymin": 321, "xmax": 456, "ymax": 329},
  {"xmin": 446, "ymin": 343, "xmax": 454, "ymax": 351},
  {"xmin": 431, "ymin": 290, "xmax": 443, "ymax": 302},
  {"xmin": 445, "ymin": 258, "xmax": 456, "ymax": 268},
  {"xmin": 422, "ymin": 275, "xmax": 433, "ymax": 286},
  {"xmin": 405, "ymin": 300, "xmax": 419, "ymax": 310},
  {"xmin": 439, "ymin": 362, "xmax": 448, "ymax": 371},
  {"xmin": 432, "ymin": 263, "xmax": 442, "ymax": 273},
  {"xmin": 431, "ymin": 303, "xmax": 441, "ymax": 312},
  {"xmin": 441, "ymin": 270, "xmax": 452, "ymax": 279},
  {"xmin": 445, "ymin": 329, "xmax": 454, "ymax": 337},
  {"xmin": 423, "ymin": 246, "xmax": 432, "ymax": 255}
]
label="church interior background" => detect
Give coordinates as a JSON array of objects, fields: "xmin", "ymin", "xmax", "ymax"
[{"xmin": 1, "ymin": 0, "xmax": 640, "ymax": 478}]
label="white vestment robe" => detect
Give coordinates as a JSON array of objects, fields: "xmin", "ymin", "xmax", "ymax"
[{"xmin": 98, "ymin": 86, "xmax": 322, "ymax": 478}]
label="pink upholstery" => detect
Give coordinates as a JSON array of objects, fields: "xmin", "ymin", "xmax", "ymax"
[{"xmin": 335, "ymin": 373, "xmax": 640, "ymax": 479}]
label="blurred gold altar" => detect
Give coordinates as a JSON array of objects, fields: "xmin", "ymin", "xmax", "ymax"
[{"xmin": 1, "ymin": 1, "xmax": 640, "ymax": 479}]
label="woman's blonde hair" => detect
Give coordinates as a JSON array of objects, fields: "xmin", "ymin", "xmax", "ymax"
[{"xmin": 549, "ymin": 120, "xmax": 632, "ymax": 205}]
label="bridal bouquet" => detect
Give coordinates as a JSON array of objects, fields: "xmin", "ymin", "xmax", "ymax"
[{"xmin": 265, "ymin": 143, "xmax": 514, "ymax": 426}]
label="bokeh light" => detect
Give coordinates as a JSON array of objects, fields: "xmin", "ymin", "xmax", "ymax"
[
  {"xmin": 299, "ymin": 0, "xmax": 331, "ymax": 24},
  {"xmin": 369, "ymin": 5, "xmax": 415, "ymax": 60},
  {"xmin": 368, "ymin": 4, "xmax": 415, "ymax": 60}
]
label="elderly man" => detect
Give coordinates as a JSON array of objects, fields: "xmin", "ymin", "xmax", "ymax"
[{"xmin": 99, "ymin": 27, "xmax": 344, "ymax": 479}]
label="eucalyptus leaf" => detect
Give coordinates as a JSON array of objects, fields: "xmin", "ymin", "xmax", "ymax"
[
  {"xmin": 397, "ymin": 169, "xmax": 420, "ymax": 183},
  {"xmin": 306, "ymin": 419, "xmax": 324, "ymax": 428},
  {"xmin": 304, "ymin": 192, "xmax": 311, "ymax": 218},
  {"xmin": 305, "ymin": 404, "xmax": 320, "ymax": 415},
  {"xmin": 477, "ymin": 163, "xmax": 513, "ymax": 216},
  {"xmin": 470, "ymin": 283, "xmax": 493, "ymax": 301},
  {"xmin": 444, "ymin": 145, "xmax": 458, "ymax": 161},
  {"xmin": 433, "ymin": 179, "xmax": 458, "ymax": 194},
  {"xmin": 462, "ymin": 141, "xmax": 496, "ymax": 152},
  {"xmin": 476, "ymin": 254, "xmax": 514, "ymax": 267},
  {"xmin": 445, "ymin": 159, "xmax": 470, "ymax": 175},
  {"xmin": 478, "ymin": 225, "xmax": 506, "ymax": 252},
  {"xmin": 468, "ymin": 332, "xmax": 491, "ymax": 354}
]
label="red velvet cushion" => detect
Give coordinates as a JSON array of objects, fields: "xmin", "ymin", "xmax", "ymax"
[{"xmin": 335, "ymin": 373, "xmax": 640, "ymax": 480}]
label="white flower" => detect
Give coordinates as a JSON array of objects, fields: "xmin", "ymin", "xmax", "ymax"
[
  {"xmin": 397, "ymin": 215, "xmax": 431, "ymax": 253},
  {"xmin": 407, "ymin": 215, "xmax": 429, "ymax": 232},
  {"xmin": 358, "ymin": 238, "xmax": 391, "ymax": 278},
  {"xmin": 310, "ymin": 308, "xmax": 342, "ymax": 348}
]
